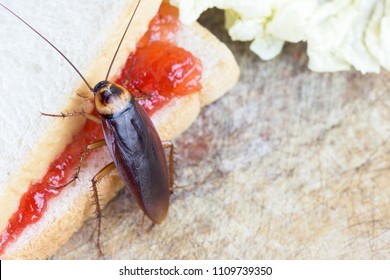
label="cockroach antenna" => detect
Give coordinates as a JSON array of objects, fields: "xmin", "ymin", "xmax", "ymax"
[
  {"xmin": 105, "ymin": 0, "xmax": 141, "ymax": 81},
  {"xmin": 0, "ymin": 2, "xmax": 94, "ymax": 92}
]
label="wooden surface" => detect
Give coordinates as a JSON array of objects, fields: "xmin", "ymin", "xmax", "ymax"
[{"xmin": 53, "ymin": 9, "xmax": 390, "ymax": 259}]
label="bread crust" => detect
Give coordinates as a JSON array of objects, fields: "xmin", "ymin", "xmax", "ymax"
[
  {"xmin": 0, "ymin": 0, "xmax": 161, "ymax": 259},
  {"xmin": 0, "ymin": 2, "xmax": 239, "ymax": 259},
  {"xmin": 176, "ymin": 22, "xmax": 240, "ymax": 106}
]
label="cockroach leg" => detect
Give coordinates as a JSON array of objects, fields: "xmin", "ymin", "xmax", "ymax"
[
  {"xmin": 141, "ymin": 214, "xmax": 155, "ymax": 232},
  {"xmin": 41, "ymin": 110, "xmax": 102, "ymax": 124},
  {"xmin": 76, "ymin": 92, "xmax": 91, "ymax": 99},
  {"xmin": 162, "ymin": 140, "xmax": 174, "ymax": 193},
  {"xmin": 133, "ymin": 84, "xmax": 152, "ymax": 101},
  {"xmin": 90, "ymin": 162, "xmax": 116, "ymax": 258},
  {"xmin": 74, "ymin": 139, "xmax": 107, "ymax": 184},
  {"xmin": 49, "ymin": 139, "xmax": 107, "ymax": 190},
  {"xmin": 134, "ymin": 93, "xmax": 152, "ymax": 101},
  {"xmin": 132, "ymin": 73, "xmax": 152, "ymax": 100},
  {"xmin": 146, "ymin": 221, "xmax": 155, "ymax": 232}
]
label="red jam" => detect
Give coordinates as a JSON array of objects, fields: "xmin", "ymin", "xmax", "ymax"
[
  {"xmin": 116, "ymin": 2, "xmax": 202, "ymax": 114},
  {"xmin": 0, "ymin": 120, "xmax": 103, "ymax": 255},
  {"xmin": 137, "ymin": 1, "xmax": 180, "ymax": 47},
  {"xmin": 0, "ymin": 2, "xmax": 202, "ymax": 255},
  {"xmin": 116, "ymin": 41, "xmax": 202, "ymax": 114}
]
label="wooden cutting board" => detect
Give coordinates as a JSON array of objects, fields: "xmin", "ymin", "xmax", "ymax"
[{"xmin": 53, "ymin": 9, "xmax": 390, "ymax": 259}]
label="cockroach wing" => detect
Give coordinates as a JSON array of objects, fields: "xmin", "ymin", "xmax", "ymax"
[{"xmin": 101, "ymin": 100, "xmax": 170, "ymax": 224}]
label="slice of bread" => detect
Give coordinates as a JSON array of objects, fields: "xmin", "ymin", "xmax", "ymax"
[{"xmin": 0, "ymin": 0, "xmax": 239, "ymax": 259}]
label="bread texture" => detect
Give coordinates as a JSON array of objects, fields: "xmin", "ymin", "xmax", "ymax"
[{"xmin": 0, "ymin": 0, "xmax": 239, "ymax": 259}]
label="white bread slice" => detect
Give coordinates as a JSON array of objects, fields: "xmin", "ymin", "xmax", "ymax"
[
  {"xmin": 0, "ymin": 0, "xmax": 162, "ymax": 259},
  {"xmin": 0, "ymin": 0, "xmax": 239, "ymax": 259}
]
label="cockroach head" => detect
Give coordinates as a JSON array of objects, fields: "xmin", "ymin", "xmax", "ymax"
[{"xmin": 94, "ymin": 81, "xmax": 134, "ymax": 117}]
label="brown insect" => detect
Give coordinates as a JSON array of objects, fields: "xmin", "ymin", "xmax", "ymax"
[{"xmin": 0, "ymin": 0, "xmax": 174, "ymax": 256}]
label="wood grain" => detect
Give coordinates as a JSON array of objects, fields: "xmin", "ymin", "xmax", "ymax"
[{"xmin": 53, "ymin": 9, "xmax": 390, "ymax": 259}]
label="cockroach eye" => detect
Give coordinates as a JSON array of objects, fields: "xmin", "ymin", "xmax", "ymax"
[
  {"xmin": 93, "ymin": 81, "xmax": 109, "ymax": 94},
  {"xmin": 109, "ymin": 85, "xmax": 122, "ymax": 96}
]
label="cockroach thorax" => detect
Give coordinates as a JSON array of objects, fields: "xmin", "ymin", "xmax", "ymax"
[{"xmin": 94, "ymin": 81, "xmax": 134, "ymax": 117}]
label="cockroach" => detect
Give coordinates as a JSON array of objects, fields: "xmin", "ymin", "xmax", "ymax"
[{"xmin": 0, "ymin": 0, "xmax": 173, "ymax": 256}]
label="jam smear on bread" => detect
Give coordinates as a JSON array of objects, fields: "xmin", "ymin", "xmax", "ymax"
[{"xmin": 0, "ymin": 2, "xmax": 201, "ymax": 255}]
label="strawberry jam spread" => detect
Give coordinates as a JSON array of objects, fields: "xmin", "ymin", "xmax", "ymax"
[
  {"xmin": 0, "ymin": 2, "xmax": 202, "ymax": 255},
  {"xmin": 116, "ymin": 2, "xmax": 202, "ymax": 114}
]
